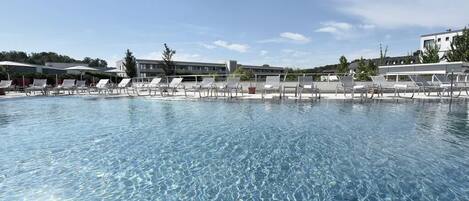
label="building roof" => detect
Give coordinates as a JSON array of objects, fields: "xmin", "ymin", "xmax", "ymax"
[
  {"xmin": 0, "ymin": 61, "xmax": 66, "ymax": 71},
  {"xmin": 378, "ymin": 61, "xmax": 469, "ymax": 75},
  {"xmin": 421, "ymin": 29, "xmax": 464, "ymax": 37},
  {"xmin": 135, "ymin": 59, "xmax": 226, "ymax": 67},
  {"xmin": 45, "ymin": 62, "xmax": 89, "ymax": 69}
]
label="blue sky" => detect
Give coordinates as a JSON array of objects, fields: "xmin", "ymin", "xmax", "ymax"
[{"xmin": 1, "ymin": 0, "xmax": 468, "ymax": 68}]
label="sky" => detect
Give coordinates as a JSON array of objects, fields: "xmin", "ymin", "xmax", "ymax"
[{"xmin": 1, "ymin": 0, "xmax": 468, "ymax": 68}]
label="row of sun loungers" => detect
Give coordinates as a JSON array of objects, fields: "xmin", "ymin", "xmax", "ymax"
[{"xmin": 2, "ymin": 74, "xmax": 469, "ymax": 99}]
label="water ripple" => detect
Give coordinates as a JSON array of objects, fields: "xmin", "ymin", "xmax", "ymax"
[{"xmin": 0, "ymin": 97, "xmax": 468, "ymax": 200}]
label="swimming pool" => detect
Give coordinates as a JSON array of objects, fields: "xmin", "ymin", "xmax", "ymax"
[{"xmin": 1, "ymin": 97, "xmax": 468, "ymax": 200}]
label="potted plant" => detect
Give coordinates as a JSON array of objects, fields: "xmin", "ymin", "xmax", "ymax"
[{"xmin": 248, "ymin": 82, "xmax": 256, "ymax": 94}]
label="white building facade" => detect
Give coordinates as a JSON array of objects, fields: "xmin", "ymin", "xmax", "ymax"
[{"xmin": 420, "ymin": 29, "xmax": 464, "ymax": 58}]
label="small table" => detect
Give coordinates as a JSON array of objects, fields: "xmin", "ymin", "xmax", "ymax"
[{"xmin": 282, "ymin": 86, "xmax": 298, "ymax": 97}]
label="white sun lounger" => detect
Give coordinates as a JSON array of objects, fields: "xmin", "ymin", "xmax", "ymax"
[
  {"xmin": 90, "ymin": 79, "xmax": 110, "ymax": 95},
  {"xmin": 160, "ymin": 78, "xmax": 185, "ymax": 96},
  {"xmin": 192, "ymin": 77, "xmax": 217, "ymax": 97},
  {"xmin": 336, "ymin": 76, "xmax": 367, "ymax": 99},
  {"xmin": 54, "ymin": 79, "xmax": 76, "ymax": 95},
  {"xmin": 262, "ymin": 76, "xmax": 281, "ymax": 99},
  {"xmin": 0, "ymin": 80, "xmax": 13, "ymax": 93},
  {"xmin": 298, "ymin": 76, "xmax": 320, "ymax": 99},
  {"xmin": 219, "ymin": 77, "xmax": 243, "ymax": 97},
  {"xmin": 25, "ymin": 79, "xmax": 48, "ymax": 96}
]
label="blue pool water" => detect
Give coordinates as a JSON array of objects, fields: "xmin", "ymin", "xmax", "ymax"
[{"xmin": 1, "ymin": 97, "xmax": 469, "ymax": 200}]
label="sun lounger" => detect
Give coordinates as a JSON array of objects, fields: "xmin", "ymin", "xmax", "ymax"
[
  {"xmin": 408, "ymin": 75, "xmax": 442, "ymax": 96},
  {"xmin": 433, "ymin": 74, "xmax": 461, "ymax": 97},
  {"xmin": 75, "ymin": 80, "xmax": 88, "ymax": 94},
  {"xmin": 160, "ymin": 78, "xmax": 185, "ymax": 96},
  {"xmin": 54, "ymin": 79, "xmax": 76, "ymax": 95},
  {"xmin": 25, "ymin": 79, "xmax": 48, "ymax": 96},
  {"xmin": 261, "ymin": 76, "xmax": 281, "ymax": 99},
  {"xmin": 191, "ymin": 77, "xmax": 217, "ymax": 97},
  {"xmin": 298, "ymin": 76, "xmax": 320, "ymax": 99},
  {"xmin": 455, "ymin": 74, "xmax": 469, "ymax": 96},
  {"xmin": 0, "ymin": 80, "xmax": 13, "ymax": 94},
  {"xmin": 90, "ymin": 79, "xmax": 110, "ymax": 95},
  {"xmin": 219, "ymin": 77, "xmax": 243, "ymax": 97},
  {"xmin": 112, "ymin": 78, "xmax": 131, "ymax": 94},
  {"xmin": 336, "ymin": 76, "xmax": 367, "ymax": 98}
]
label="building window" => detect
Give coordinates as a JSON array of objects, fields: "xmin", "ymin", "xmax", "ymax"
[
  {"xmin": 437, "ymin": 38, "xmax": 441, "ymax": 42},
  {"xmin": 446, "ymin": 37, "xmax": 450, "ymax": 41},
  {"xmin": 423, "ymin": 39, "xmax": 435, "ymax": 48}
]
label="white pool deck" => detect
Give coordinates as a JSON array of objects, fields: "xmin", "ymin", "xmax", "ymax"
[{"xmin": 1, "ymin": 90, "xmax": 468, "ymax": 102}]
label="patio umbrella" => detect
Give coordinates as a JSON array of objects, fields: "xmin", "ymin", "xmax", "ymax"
[
  {"xmin": 65, "ymin": 66, "xmax": 98, "ymax": 80},
  {"xmin": 105, "ymin": 69, "xmax": 126, "ymax": 83}
]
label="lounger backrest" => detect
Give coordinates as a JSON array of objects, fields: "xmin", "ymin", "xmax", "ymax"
[
  {"xmin": 409, "ymin": 75, "xmax": 430, "ymax": 86},
  {"xmin": 33, "ymin": 79, "xmax": 47, "ymax": 87},
  {"xmin": 0, "ymin": 80, "xmax": 12, "ymax": 88},
  {"xmin": 76, "ymin": 80, "xmax": 86, "ymax": 87},
  {"xmin": 61, "ymin": 79, "xmax": 76, "ymax": 87},
  {"xmin": 370, "ymin": 76, "xmax": 386, "ymax": 85},
  {"xmin": 96, "ymin": 79, "xmax": 109, "ymax": 88},
  {"xmin": 200, "ymin": 77, "xmax": 214, "ymax": 87},
  {"xmin": 118, "ymin": 78, "xmax": 131, "ymax": 87},
  {"xmin": 226, "ymin": 77, "xmax": 240, "ymax": 88},
  {"xmin": 299, "ymin": 76, "xmax": 314, "ymax": 87},
  {"xmin": 265, "ymin": 76, "xmax": 280, "ymax": 88},
  {"xmin": 149, "ymin": 78, "xmax": 162, "ymax": 87},
  {"xmin": 169, "ymin": 78, "xmax": 183, "ymax": 87},
  {"xmin": 340, "ymin": 76, "xmax": 354, "ymax": 88}
]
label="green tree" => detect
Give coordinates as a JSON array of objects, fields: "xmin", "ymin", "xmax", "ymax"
[
  {"xmin": 123, "ymin": 49, "xmax": 137, "ymax": 77},
  {"xmin": 404, "ymin": 52, "xmax": 413, "ymax": 64},
  {"xmin": 356, "ymin": 57, "xmax": 373, "ymax": 81},
  {"xmin": 420, "ymin": 43, "xmax": 440, "ymax": 63},
  {"xmin": 446, "ymin": 28, "xmax": 469, "ymax": 62},
  {"xmin": 378, "ymin": 43, "xmax": 388, "ymax": 66},
  {"xmin": 337, "ymin": 56, "xmax": 348, "ymax": 74},
  {"xmin": 233, "ymin": 67, "xmax": 253, "ymax": 81},
  {"xmin": 83, "ymin": 57, "xmax": 108, "ymax": 67},
  {"xmin": 161, "ymin": 43, "xmax": 176, "ymax": 76}
]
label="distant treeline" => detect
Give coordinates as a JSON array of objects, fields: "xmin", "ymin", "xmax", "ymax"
[{"xmin": 0, "ymin": 51, "xmax": 108, "ymax": 67}]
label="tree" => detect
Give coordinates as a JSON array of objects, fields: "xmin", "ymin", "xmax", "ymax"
[
  {"xmin": 83, "ymin": 57, "xmax": 108, "ymax": 67},
  {"xmin": 123, "ymin": 49, "xmax": 137, "ymax": 77},
  {"xmin": 355, "ymin": 57, "xmax": 377, "ymax": 81},
  {"xmin": 161, "ymin": 43, "xmax": 176, "ymax": 76},
  {"xmin": 420, "ymin": 43, "xmax": 440, "ymax": 63},
  {"xmin": 233, "ymin": 67, "xmax": 254, "ymax": 81},
  {"xmin": 337, "ymin": 56, "xmax": 348, "ymax": 74},
  {"xmin": 404, "ymin": 52, "xmax": 413, "ymax": 64},
  {"xmin": 378, "ymin": 43, "xmax": 388, "ymax": 66},
  {"xmin": 446, "ymin": 28, "xmax": 469, "ymax": 62}
]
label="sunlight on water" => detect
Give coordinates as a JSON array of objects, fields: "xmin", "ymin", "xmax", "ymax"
[{"xmin": 0, "ymin": 97, "xmax": 468, "ymax": 200}]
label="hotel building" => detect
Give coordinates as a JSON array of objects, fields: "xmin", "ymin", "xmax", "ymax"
[
  {"xmin": 420, "ymin": 29, "xmax": 464, "ymax": 58},
  {"xmin": 116, "ymin": 59, "xmax": 285, "ymax": 77}
]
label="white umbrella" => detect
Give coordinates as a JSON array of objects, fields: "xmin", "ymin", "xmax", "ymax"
[
  {"xmin": 65, "ymin": 66, "xmax": 98, "ymax": 80},
  {"xmin": 105, "ymin": 69, "xmax": 126, "ymax": 83},
  {"xmin": 105, "ymin": 69, "xmax": 125, "ymax": 73},
  {"xmin": 65, "ymin": 66, "xmax": 98, "ymax": 71}
]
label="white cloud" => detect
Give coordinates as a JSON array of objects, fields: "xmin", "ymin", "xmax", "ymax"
[
  {"xmin": 213, "ymin": 40, "xmax": 249, "ymax": 53},
  {"xmin": 260, "ymin": 50, "xmax": 268, "ymax": 56},
  {"xmin": 199, "ymin": 43, "xmax": 216, "ymax": 49},
  {"xmin": 280, "ymin": 32, "xmax": 311, "ymax": 43},
  {"xmin": 315, "ymin": 21, "xmax": 375, "ymax": 40},
  {"xmin": 258, "ymin": 32, "xmax": 311, "ymax": 44},
  {"xmin": 339, "ymin": 0, "xmax": 469, "ymax": 28}
]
